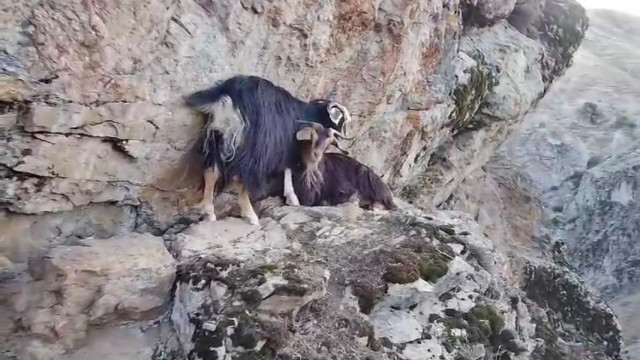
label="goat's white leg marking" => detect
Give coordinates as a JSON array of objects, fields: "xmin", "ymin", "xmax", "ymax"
[
  {"xmin": 196, "ymin": 166, "xmax": 218, "ymax": 221},
  {"xmin": 283, "ymin": 168, "xmax": 300, "ymax": 206},
  {"xmin": 371, "ymin": 202, "xmax": 387, "ymax": 213},
  {"xmin": 238, "ymin": 186, "xmax": 260, "ymax": 226}
]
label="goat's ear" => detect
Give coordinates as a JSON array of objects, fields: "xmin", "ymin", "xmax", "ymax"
[{"xmin": 296, "ymin": 127, "xmax": 314, "ymax": 141}]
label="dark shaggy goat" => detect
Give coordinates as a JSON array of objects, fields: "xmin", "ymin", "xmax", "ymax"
[
  {"xmin": 288, "ymin": 123, "xmax": 395, "ymax": 211},
  {"xmin": 185, "ymin": 75, "xmax": 353, "ymax": 225}
]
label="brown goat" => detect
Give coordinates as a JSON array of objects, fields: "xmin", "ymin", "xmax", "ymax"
[{"xmin": 287, "ymin": 123, "xmax": 396, "ymax": 211}]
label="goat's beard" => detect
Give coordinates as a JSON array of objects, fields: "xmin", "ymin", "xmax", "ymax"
[{"xmin": 302, "ymin": 162, "xmax": 323, "ymax": 189}]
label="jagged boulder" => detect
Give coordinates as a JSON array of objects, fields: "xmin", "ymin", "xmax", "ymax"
[
  {"xmin": 160, "ymin": 202, "xmax": 622, "ymax": 360},
  {"xmin": 0, "ymin": 200, "xmax": 622, "ymax": 359},
  {"xmin": 0, "ymin": 233, "xmax": 176, "ymax": 358}
]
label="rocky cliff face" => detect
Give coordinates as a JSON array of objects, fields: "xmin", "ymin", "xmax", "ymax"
[
  {"xmin": 444, "ymin": 8, "xmax": 640, "ymax": 359},
  {"xmin": 474, "ymin": 9, "xmax": 640, "ymax": 358},
  {"xmin": 1, "ymin": 0, "xmax": 612, "ymax": 359},
  {"xmin": 1, "ymin": 200, "xmax": 624, "ymax": 360}
]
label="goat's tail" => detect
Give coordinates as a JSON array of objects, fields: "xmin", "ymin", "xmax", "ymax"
[
  {"xmin": 186, "ymin": 83, "xmax": 246, "ymax": 164},
  {"xmin": 185, "ymin": 82, "xmax": 227, "ymax": 111},
  {"xmin": 183, "ymin": 81, "xmax": 247, "ymax": 193},
  {"xmin": 357, "ymin": 167, "xmax": 396, "ymax": 210}
]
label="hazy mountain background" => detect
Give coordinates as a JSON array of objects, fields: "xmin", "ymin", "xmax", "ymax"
[{"xmin": 499, "ymin": 8, "xmax": 640, "ymax": 358}]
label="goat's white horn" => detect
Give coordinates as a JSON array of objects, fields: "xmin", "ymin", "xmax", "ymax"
[{"xmin": 328, "ymin": 102, "xmax": 353, "ymax": 124}]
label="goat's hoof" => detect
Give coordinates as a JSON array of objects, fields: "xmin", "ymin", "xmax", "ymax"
[
  {"xmin": 242, "ymin": 212, "xmax": 260, "ymax": 226},
  {"xmin": 371, "ymin": 202, "xmax": 387, "ymax": 213},
  {"xmin": 204, "ymin": 212, "xmax": 217, "ymax": 222},
  {"xmin": 285, "ymin": 195, "xmax": 300, "ymax": 206},
  {"xmin": 195, "ymin": 202, "xmax": 216, "ymax": 221}
]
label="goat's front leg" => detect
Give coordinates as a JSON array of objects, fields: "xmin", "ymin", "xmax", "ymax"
[
  {"xmin": 283, "ymin": 168, "xmax": 300, "ymax": 206},
  {"xmin": 196, "ymin": 166, "xmax": 219, "ymax": 221}
]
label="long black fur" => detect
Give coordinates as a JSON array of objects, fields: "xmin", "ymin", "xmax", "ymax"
[
  {"xmin": 186, "ymin": 75, "xmax": 344, "ymax": 198},
  {"xmin": 291, "ymin": 152, "xmax": 396, "ymax": 210}
]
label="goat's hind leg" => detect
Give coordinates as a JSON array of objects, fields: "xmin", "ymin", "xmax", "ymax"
[
  {"xmin": 283, "ymin": 168, "xmax": 300, "ymax": 206},
  {"xmin": 230, "ymin": 178, "xmax": 259, "ymax": 225},
  {"xmin": 196, "ymin": 166, "xmax": 219, "ymax": 221},
  {"xmin": 238, "ymin": 185, "xmax": 260, "ymax": 226},
  {"xmin": 371, "ymin": 201, "xmax": 388, "ymax": 213}
]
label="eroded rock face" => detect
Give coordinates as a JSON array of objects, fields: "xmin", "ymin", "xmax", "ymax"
[
  {"xmin": 1, "ymin": 200, "xmax": 621, "ymax": 359},
  {"xmin": 0, "ymin": 233, "xmax": 176, "ymax": 358},
  {"xmin": 164, "ymin": 203, "xmax": 621, "ymax": 360},
  {"xmin": 1, "ymin": 0, "xmax": 587, "ymax": 255},
  {"xmin": 472, "ymin": 8, "xmax": 640, "ymax": 358}
]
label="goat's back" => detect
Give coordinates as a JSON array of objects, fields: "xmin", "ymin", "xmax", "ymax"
[{"xmin": 319, "ymin": 153, "xmax": 396, "ymax": 210}]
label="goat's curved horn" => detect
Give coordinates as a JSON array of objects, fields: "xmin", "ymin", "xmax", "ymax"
[
  {"xmin": 329, "ymin": 128, "xmax": 355, "ymax": 141},
  {"xmin": 333, "ymin": 142, "xmax": 350, "ymax": 155},
  {"xmin": 327, "ymin": 102, "xmax": 353, "ymax": 124},
  {"xmin": 334, "ymin": 131, "xmax": 355, "ymax": 141}
]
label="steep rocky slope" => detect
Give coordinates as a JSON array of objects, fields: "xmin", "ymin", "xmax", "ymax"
[
  {"xmin": 447, "ymin": 8, "xmax": 640, "ymax": 359},
  {"xmin": 1, "ymin": 200, "xmax": 624, "ymax": 359},
  {"xmin": 0, "ymin": 0, "xmax": 611, "ymax": 359}
]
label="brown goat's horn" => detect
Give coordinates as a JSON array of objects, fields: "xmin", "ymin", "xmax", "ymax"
[
  {"xmin": 332, "ymin": 141, "xmax": 350, "ymax": 155},
  {"xmin": 332, "ymin": 128, "xmax": 355, "ymax": 141}
]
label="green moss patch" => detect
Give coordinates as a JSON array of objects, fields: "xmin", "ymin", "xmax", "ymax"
[
  {"xmin": 258, "ymin": 264, "xmax": 279, "ymax": 273},
  {"xmin": 383, "ymin": 262, "xmax": 420, "ymax": 284},
  {"xmin": 271, "ymin": 284, "xmax": 309, "ymax": 297},
  {"xmin": 448, "ymin": 57, "xmax": 495, "ymax": 133},
  {"xmin": 440, "ymin": 304, "xmax": 506, "ymax": 351},
  {"xmin": 418, "ymin": 258, "xmax": 449, "ymax": 282},
  {"xmin": 351, "ymin": 238, "xmax": 456, "ymax": 314}
]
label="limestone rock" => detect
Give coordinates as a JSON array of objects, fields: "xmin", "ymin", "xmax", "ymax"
[
  {"xmin": 0, "ymin": 0, "xmax": 587, "ymax": 242},
  {"xmin": 166, "ymin": 204, "xmax": 621, "ymax": 360},
  {"xmin": 0, "ymin": 205, "xmax": 137, "ymax": 263},
  {"xmin": 523, "ymin": 262, "xmax": 622, "ymax": 359},
  {"xmin": 2, "ymin": 233, "xmax": 176, "ymax": 354},
  {"xmin": 478, "ymin": 8, "xmax": 640, "ymax": 357},
  {"xmin": 462, "ymin": 0, "xmax": 518, "ymax": 26}
]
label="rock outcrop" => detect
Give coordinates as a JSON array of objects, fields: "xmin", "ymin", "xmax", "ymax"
[
  {"xmin": 1, "ymin": 200, "xmax": 623, "ymax": 359},
  {"xmin": 1, "ymin": 0, "xmax": 587, "ymax": 258},
  {"xmin": 1, "ymin": 233, "xmax": 176, "ymax": 357},
  {"xmin": 459, "ymin": 8, "xmax": 640, "ymax": 358},
  {"xmin": 0, "ymin": 0, "xmax": 605, "ymax": 358},
  {"xmin": 165, "ymin": 203, "xmax": 623, "ymax": 360}
]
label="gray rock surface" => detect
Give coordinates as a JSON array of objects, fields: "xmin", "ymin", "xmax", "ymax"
[
  {"xmin": 0, "ymin": 233, "xmax": 176, "ymax": 358},
  {"xmin": 0, "ymin": 0, "xmax": 611, "ymax": 358},
  {"xmin": 162, "ymin": 203, "xmax": 622, "ymax": 360},
  {"xmin": 1, "ymin": 0, "xmax": 586, "ymax": 251},
  {"xmin": 448, "ymin": 8, "xmax": 640, "ymax": 359},
  {"xmin": 1, "ymin": 200, "xmax": 622, "ymax": 359}
]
